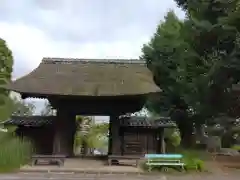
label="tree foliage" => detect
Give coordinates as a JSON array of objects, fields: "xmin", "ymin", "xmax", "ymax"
[
  {"xmin": 85, "ymin": 123, "xmax": 108, "ymax": 149},
  {"xmin": 164, "ymin": 128, "xmax": 181, "ymax": 147},
  {"xmin": 11, "ymin": 97, "xmax": 35, "ymax": 116},
  {"xmin": 0, "ymin": 38, "xmax": 13, "ymax": 121},
  {"xmin": 172, "ymin": 0, "xmax": 240, "ymax": 115},
  {"xmin": 205, "ymin": 115, "xmax": 240, "ymax": 147},
  {"xmin": 142, "ymin": 1, "xmax": 240, "ymax": 146},
  {"xmin": 75, "ymin": 116, "xmax": 109, "ymax": 155},
  {"xmin": 141, "ymin": 11, "xmax": 196, "ymax": 145},
  {"xmin": 142, "ymin": 11, "xmax": 191, "ymax": 113},
  {"xmin": 40, "ymin": 101, "xmax": 55, "ymax": 116}
]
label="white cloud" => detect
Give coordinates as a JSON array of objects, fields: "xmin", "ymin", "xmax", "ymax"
[
  {"xmin": 0, "ymin": 0, "xmax": 184, "ymax": 78},
  {"xmin": 0, "ymin": 0, "xmax": 184, "ymax": 115},
  {"xmin": 0, "ymin": 22, "xmax": 50, "ymax": 75},
  {"xmin": 0, "ymin": 22, "xmax": 151, "ymax": 79}
]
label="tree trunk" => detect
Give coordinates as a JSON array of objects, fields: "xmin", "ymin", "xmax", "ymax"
[
  {"xmin": 171, "ymin": 108, "xmax": 194, "ymax": 148},
  {"xmin": 179, "ymin": 122, "xmax": 194, "ymax": 147},
  {"xmin": 81, "ymin": 140, "xmax": 88, "ymax": 156}
]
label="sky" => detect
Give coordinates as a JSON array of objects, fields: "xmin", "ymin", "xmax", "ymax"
[{"xmin": 0, "ymin": 0, "xmax": 185, "ymax": 117}]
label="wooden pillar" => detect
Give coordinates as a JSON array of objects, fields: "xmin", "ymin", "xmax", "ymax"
[
  {"xmin": 68, "ymin": 114, "xmax": 77, "ymax": 156},
  {"xmin": 108, "ymin": 118, "xmax": 112, "ymax": 155},
  {"xmin": 108, "ymin": 115, "xmax": 120, "ymax": 155},
  {"xmin": 160, "ymin": 128, "xmax": 166, "ymax": 153},
  {"xmin": 108, "ymin": 118, "xmax": 113, "ymax": 155},
  {"xmin": 53, "ymin": 109, "xmax": 76, "ymax": 157}
]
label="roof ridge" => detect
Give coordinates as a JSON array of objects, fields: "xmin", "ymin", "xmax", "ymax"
[{"xmin": 42, "ymin": 57, "xmax": 145, "ymax": 64}]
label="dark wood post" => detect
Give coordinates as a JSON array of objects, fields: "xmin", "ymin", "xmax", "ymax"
[
  {"xmin": 108, "ymin": 117, "xmax": 113, "ymax": 155},
  {"xmin": 108, "ymin": 115, "xmax": 120, "ymax": 155},
  {"xmin": 68, "ymin": 114, "xmax": 77, "ymax": 156},
  {"xmin": 159, "ymin": 128, "xmax": 166, "ymax": 153},
  {"xmin": 53, "ymin": 108, "xmax": 76, "ymax": 157}
]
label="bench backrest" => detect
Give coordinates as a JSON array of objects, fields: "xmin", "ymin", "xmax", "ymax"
[{"xmin": 144, "ymin": 154, "xmax": 183, "ymax": 159}]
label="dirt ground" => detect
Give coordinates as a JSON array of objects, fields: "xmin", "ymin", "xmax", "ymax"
[
  {"xmin": 1, "ymin": 172, "xmax": 240, "ymax": 180},
  {"xmin": 18, "ymin": 155, "xmax": 240, "ymax": 179}
]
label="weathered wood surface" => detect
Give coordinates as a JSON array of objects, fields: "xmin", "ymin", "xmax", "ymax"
[
  {"xmin": 118, "ymin": 129, "xmax": 160, "ymax": 156},
  {"xmin": 108, "ymin": 155, "xmax": 141, "ymax": 166},
  {"xmin": 52, "ymin": 109, "xmax": 76, "ymax": 157},
  {"xmin": 31, "ymin": 154, "xmax": 66, "ymax": 166}
]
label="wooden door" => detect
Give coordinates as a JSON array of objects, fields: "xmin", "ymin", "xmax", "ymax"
[{"xmin": 123, "ymin": 131, "xmax": 143, "ymax": 155}]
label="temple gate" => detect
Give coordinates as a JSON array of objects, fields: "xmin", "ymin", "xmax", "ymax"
[{"xmin": 6, "ymin": 58, "xmax": 160, "ymax": 157}]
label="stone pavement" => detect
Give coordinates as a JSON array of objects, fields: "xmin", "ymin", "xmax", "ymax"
[
  {"xmin": 0, "ymin": 173, "xmax": 160, "ymax": 180},
  {"xmin": 0, "ymin": 172, "xmax": 239, "ymax": 180},
  {"xmin": 20, "ymin": 158, "xmax": 141, "ymax": 174}
]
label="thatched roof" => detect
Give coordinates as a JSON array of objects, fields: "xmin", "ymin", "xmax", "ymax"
[{"xmin": 7, "ymin": 58, "xmax": 160, "ymax": 97}]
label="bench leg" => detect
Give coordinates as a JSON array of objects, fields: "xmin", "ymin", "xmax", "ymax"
[
  {"xmin": 136, "ymin": 160, "xmax": 139, "ymax": 167},
  {"xmin": 56, "ymin": 159, "xmax": 64, "ymax": 167},
  {"xmin": 108, "ymin": 159, "xmax": 112, "ymax": 166},
  {"xmin": 60, "ymin": 159, "xmax": 64, "ymax": 166},
  {"xmin": 59, "ymin": 161, "xmax": 62, "ymax": 167},
  {"xmin": 31, "ymin": 159, "xmax": 37, "ymax": 166},
  {"xmin": 148, "ymin": 165, "xmax": 152, "ymax": 172},
  {"xmin": 62, "ymin": 159, "xmax": 65, "ymax": 166},
  {"xmin": 162, "ymin": 167, "xmax": 168, "ymax": 172}
]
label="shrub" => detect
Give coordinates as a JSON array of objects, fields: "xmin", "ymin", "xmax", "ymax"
[
  {"xmin": 231, "ymin": 145, "xmax": 240, "ymax": 151},
  {"xmin": 139, "ymin": 160, "xmax": 149, "ymax": 171},
  {"xmin": 0, "ymin": 132, "xmax": 33, "ymax": 172},
  {"xmin": 164, "ymin": 128, "xmax": 181, "ymax": 147},
  {"xmin": 183, "ymin": 158, "xmax": 204, "ymax": 171},
  {"xmin": 180, "ymin": 149, "xmax": 205, "ymax": 171}
]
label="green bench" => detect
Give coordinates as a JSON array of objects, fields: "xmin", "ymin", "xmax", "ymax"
[{"xmin": 144, "ymin": 154, "xmax": 184, "ymax": 172}]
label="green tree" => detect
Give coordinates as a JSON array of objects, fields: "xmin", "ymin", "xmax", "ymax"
[
  {"xmin": 0, "ymin": 38, "xmax": 13, "ymax": 121},
  {"xmin": 141, "ymin": 11, "xmax": 197, "ymax": 146},
  {"xmin": 11, "ymin": 97, "xmax": 35, "ymax": 116},
  {"xmin": 205, "ymin": 115, "xmax": 240, "ymax": 148},
  {"xmin": 143, "ymin": 1, "xmax": 240, "ymax": 146},
  {"xmin": 86, "ymin": 123, "xmax": 109, "ymax": 150},
  {"xmin": 75, "ymin": 116, "xmax": 92, "ymax": 155},
  {"xmin": 40, "ymin": 101, "xmax": 55, "ymax": 116},
  {"xmin": 173, "ymin": 0, "xmax": 240, "ymax": 115},
  {"xmin": 75, "ymin": 116, "xmax": 109, "ymax": 155}
]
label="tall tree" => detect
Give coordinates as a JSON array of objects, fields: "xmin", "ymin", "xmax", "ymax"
[
  {"xmin": 40, "ymin": 101, "xmax": 55, "ymax": 116},
  {"xmin": 142, "ymin": 1, "xmax": 240, "ymax": 146},
  {"xmin": 76, "ymin": 116, "xmax": 92, "ymax": 155},
  {"xmin": 0, "ymin": 38, "xmax": 13, "ymax": 121},
  {"xmin": 11, "ymin": 97, "xmax": 35, "ymax": 116},
  {"xmin": 75, "ymin": 116, "xmax": 109, "ymax": 155},
  {"xmin": 141, "ymin": 11, "xmax": 196, "ymax": 146},
  {"xmin": 205, "ymin": 115, "xmax": 240, "ymax": 147},
  {"xmin": 174, "ymin": 0, "xmax": 240, "ymax": 115},
  {"xmin": 86, "ymin": 123, "xmax": 109, "ymax": 150}
]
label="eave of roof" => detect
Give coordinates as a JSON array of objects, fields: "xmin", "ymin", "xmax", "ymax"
[
  {"xmin": 119, "ymin": 116, "xmax": 176, "ymax": 128},
  {"xmin": 2, "ymin": 116, "xmax": 55, "ymax": 127},
  {"xmin": 6, "ymin": 58, "xmax": 161, "ymax": 97}
]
